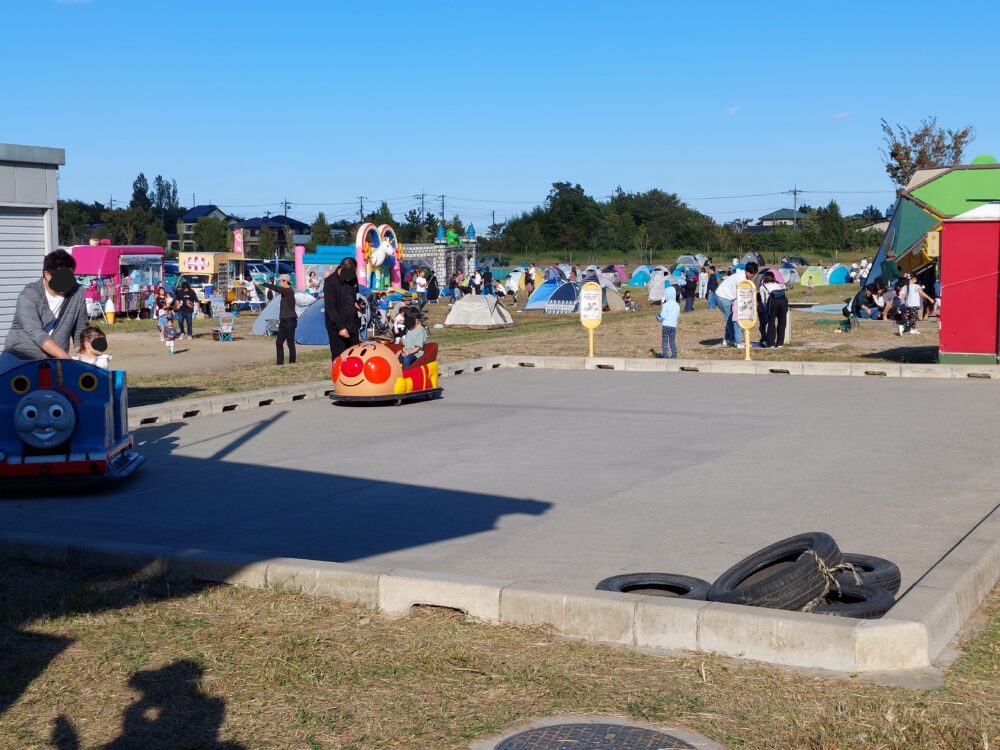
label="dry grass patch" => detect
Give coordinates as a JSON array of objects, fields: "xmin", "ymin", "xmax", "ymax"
[{"xmin": 0, "ymin": 560, "xmax": 997, "ymax": 749}]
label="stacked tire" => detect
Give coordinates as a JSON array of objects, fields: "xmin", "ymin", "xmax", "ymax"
[{"xmin": 596, "ymin": 533, "xmax": 900, "ymax": 620}]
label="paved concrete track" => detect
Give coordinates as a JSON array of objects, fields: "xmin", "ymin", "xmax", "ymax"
[{"xmin": 2, "ymin": 370, "xmax": 997, "ymax": 594}]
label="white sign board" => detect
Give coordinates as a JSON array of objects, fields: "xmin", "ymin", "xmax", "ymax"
[{"xmin": 579, "ymin": 282, "xmax": 602, "ymax": 327}]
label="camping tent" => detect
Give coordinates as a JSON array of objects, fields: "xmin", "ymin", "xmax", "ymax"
[
  {"xmin": 760, "ymin": 267, "xmax": 786, "ymax": 284},
  {"xmin": 603, "ymin": 286, "xmax": 626, "ymax": 311},
  {"xmin": 740, "ymin": 251, "xmax": 766, "ymax": 266},
  {"xmin": 543, "ymin": 265, "xmax": 565, "ymax": 281},
  {"xmin": 524, "ymin": 279, "xmax": 562, "ymax": 310},
  {"xmin": 800, "ymin": 266, "xmax": 828, "ymax": 287},
  {"xmin": 444, "ymin": 295, "xmax": 513, "ymax": 329},
  {"xmin": 557, "ymin": 263, "xmax": 573, "ymax": 277},
  {"xmin": 629, "ymin": 268, "xmax": 651, "ymax": 286},
  {"xmin": 826, "ymin": 264, "xmax": 850, "ymax": 284},
  {"xmin": 779, "ymin": 267, "xmax": 801, "ymax": 285},
  {"xmin": 294, "ymin": 298, "xmax": 330, "ymax": 344},
  {"xmin": 602, "ymin": 264, "xmax": 626, "ymax": 285},
  {"xmin": 517, "ymin": 267, "xmax": 544, "ymax": 289},
  {"xmin": 676, "ymin": 254, "xmax": 707, "ymax": 268},
  {"xmin": 251, "ymin": 292, "xmax": 316, "ymax": 335},
  {"xmin": 544, "ymin": 281, "xmax": 580, "ymax": 314},
  {"xmin": 648, "ymin": 270, "xmax": 667, "ymax": 303}
]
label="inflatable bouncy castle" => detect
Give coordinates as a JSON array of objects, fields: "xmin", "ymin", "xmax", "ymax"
[{"xmin": 356, "ymin": 223, "xmax": 403, "ymax": 290}]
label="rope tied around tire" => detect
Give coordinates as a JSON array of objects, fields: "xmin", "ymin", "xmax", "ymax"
[{"xmin": 800, "ymin": 550, "xmax": 863, "ymax": 613}]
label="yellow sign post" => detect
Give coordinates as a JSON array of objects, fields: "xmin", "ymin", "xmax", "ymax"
[
  {"xmin": 579, "ymin": 281, "xmax": 602, "ymax": 357},
  {"xmin": 736, "ymin": 279, "xmax": 757, "ymax": 361}
]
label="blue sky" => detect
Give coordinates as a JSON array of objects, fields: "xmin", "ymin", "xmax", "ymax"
[{"xmin": 5, "ymin": 0, "xmax": 998, "ymax": 228}]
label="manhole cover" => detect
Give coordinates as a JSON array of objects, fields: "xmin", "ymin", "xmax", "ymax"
[{"xmin": 495, "ymin": 722, "xmax": 698, "ymax": 749}]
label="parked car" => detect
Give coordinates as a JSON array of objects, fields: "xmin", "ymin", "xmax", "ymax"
[{"xmin": 163, "ymin": 261, "xmax": 180, "ymax": 288}]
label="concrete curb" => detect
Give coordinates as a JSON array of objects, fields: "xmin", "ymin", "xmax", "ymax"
[
  {"xmin": 127, "ymin": 355, "xmax": 1000, "ymax": 429},
  {"xmin": 887, "ymin": 504, "xmax": 1000, "ymax": 661},
  {"xmin": 14, "ymin": 529, "xmax": 999, "ymax": 675}
]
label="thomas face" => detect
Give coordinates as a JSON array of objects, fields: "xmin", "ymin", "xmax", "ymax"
[
  {"xmin": 15, "ymin": 391, "xmax": 76, "ymax": 449},
  {"xmin": 332, "ymin": 342, "xmax": 403, "ymax": 396}
]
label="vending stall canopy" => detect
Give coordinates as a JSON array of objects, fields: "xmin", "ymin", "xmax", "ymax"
[{"xmin": 71, "ymin": 243, "xmax": 164, "ymax": 314}]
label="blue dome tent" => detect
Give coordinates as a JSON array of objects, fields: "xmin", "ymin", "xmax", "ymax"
[
  {"xmin": 523, "ymin": 279, "xmax": 562, "ymax": 310},
  {"xmin": 544, "ymin": 281, "xmax": 580, "ymax": 314}
]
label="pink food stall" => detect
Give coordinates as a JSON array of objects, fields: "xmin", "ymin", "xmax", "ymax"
[{"xmin": 71, "ymin": 241, "xmax": 165, "ymax": 318}]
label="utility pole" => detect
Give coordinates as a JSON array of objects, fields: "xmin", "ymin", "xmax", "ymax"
[
  {"xmin": 358, "ymin": 196, "xmax": 366, "ymax": 221},
  {"xmin": 789, "ymin": 185, "xmax": 802, "ymax": 228},
  {"xmin": 440, "ymin": 194, "xmax": 445, "ymax": 224},
  {"xmin": 419, "ymin": 191, "xmax": 425, "ymax": 219},
  {"xmin": 192, "ymin": 193, "xmax": 196, "ymax": 207},
  {"xmin": 282, "ymin": 198, "xmax": 291, "ymax": 218}
]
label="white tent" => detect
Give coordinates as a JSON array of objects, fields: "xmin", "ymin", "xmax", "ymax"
[
  {"xmin": 251, "ymin": 292, "xmax": 317, "ymax": 335},
  {"xmin": 604, "ymin": 286, "xmax": 626, "ymax": 311},
  {"xmin": 444, "ymin": 295, "xmax": 514, "ymax": 329},
  {"xmin": 778, "ymin": 267, "xmax": 801, "ymax": 285},
  {"xmin": 648, "ymin": 270, "xmax": 667, "ymax": 303}
]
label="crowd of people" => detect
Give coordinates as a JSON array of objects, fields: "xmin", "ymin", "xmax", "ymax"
[{"xmin": 0, "ymin": 247, "xmax": 947, "ymax": 376}]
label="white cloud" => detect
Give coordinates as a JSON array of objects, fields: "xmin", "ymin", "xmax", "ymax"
[
  {"xmin": 725, "ymin": 106, "xmax": 741, "ymax": 116},
  {"xmin": 830, "ymin": 112, "xmax": 853, "ymax": 120}
]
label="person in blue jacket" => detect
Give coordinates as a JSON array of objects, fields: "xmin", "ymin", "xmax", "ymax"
[{"xmin": 658, "ymin": 284, "xmax": 680, "ymax": 359}]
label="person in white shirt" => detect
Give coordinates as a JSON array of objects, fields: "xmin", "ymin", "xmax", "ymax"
[
  {"xmin": 900, "ymin": 275, "xmax": 934, "ymax": 335},
  {"xmin": 714, "ymin": 262, "xmax": 758, "ymax": 347},
  {"xmin": 414, "ymin": 269, "xmax": 429, "ymax": 304},
  {"xmin": 697, "ymin": 267, "xmax": 709, "ymax": 299}
]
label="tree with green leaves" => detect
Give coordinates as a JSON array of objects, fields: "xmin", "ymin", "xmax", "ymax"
[
  {"xmin": 192, "ymin": 217, "xmax": 229, "ymax": 252},
  {"xmin": 881, "ymin": 116, "xmax": 975, "ymax": 187},
  {"xmin": 257, "ymin": 222, "xmax": 276, "ymax": 258},
  {"xmin": 57, "ymin": 200, "xmax": 92, "ymax": 245},
  {"xmin": 144, "ymin": 221, "xmax": 168, "ymax": 249},
  {"xmin": 309, "ymin": 212, "xmax": 334, "ymax": 251},
  {"xmin": 130, "ymin": 173, "xmax": 152, "ymax": 212},
  {"xmin": 364, "ymin": 201, "xmax": 394, "ymax": 227},
  {"xmin": 101, "ymin": 207, "xmax": 149, "ymax": 244},
  {"xmin": 859, "ymin": 205, "xmax": 884, "ymax": 223}
]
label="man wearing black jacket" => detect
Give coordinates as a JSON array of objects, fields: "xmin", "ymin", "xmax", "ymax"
[
  {"xmin": 324, "ymin": 258, "xmax": 361, "ymax": 360},
  {"xmin": 260, "ymin": 274, "xmax": 297, "ymax": 365}
]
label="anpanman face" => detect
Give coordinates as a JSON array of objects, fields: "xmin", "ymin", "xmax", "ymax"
[{"xmin": 331, "ymin": 342, "xmax": 403, "ymax": 396}]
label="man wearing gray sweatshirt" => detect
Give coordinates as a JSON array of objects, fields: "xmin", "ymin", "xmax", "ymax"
[{"xmin": 1, "ymin": 249, "xmax": 89, "ymax": 372}]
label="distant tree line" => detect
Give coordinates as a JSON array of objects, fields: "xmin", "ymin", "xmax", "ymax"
[{"xmin": 58, "ymin": 172, "xmax": 183, "ymax": 250}]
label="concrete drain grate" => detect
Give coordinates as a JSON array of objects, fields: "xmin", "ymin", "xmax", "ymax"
[{"xmin": 474, "ymin": 717, "xmax": 726, "ymax": 750}]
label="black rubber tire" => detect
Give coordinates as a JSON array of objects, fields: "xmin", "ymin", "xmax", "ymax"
[
  {"xmin": 707, "ymin": 532, "xmax": 842, "ymax": 610},
  {"xmin": 809, "ymin": 581, "xmax": 895, "ymax": 619},
  {"xmin": 835, "ymin": 553, "xmax": 901, "ymax": 596},
  {"xmin": 596, "ymin": 573, "xmax": 711, "ymax": 600}
]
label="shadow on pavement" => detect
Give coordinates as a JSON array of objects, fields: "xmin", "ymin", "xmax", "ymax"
[
  {"xmin": 1, "ymin": 409, "xmax": 553, "ymax": 729},
  {"xmin": 863, "ymin": 345, "xmax": 939, "ymax": 364}
]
